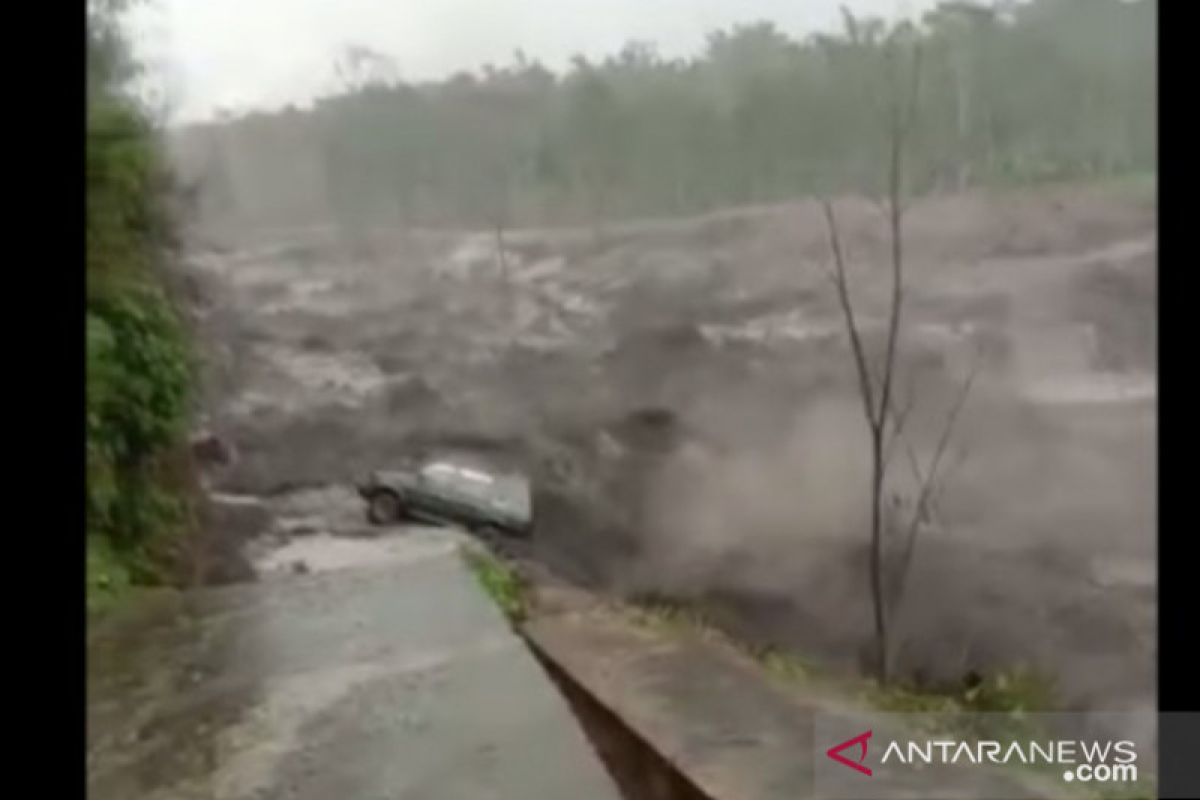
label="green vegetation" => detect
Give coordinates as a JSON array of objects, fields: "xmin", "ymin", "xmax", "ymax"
[
  {"xmin": 626, "ymin": 598, "xmax": 1155, "ymax": 798},
  {"xmin": 462, "ymin": 546, "xmax": 529, "ymax": 623},
  {"xmin": 759, "ymin": 648, "xmax": 815, "ymax": 684},
  {"xmin": 87, "ymin": 0, "xmax": 195, "ymax": 612},
  {"xmin": 863, "ymin": 666, "xmax": 1057, "ymax": 745},
  {"xmin": 184, "ymin": 0, "xmax": 1155, "ymax": 232},
  {"xmin": 626, "ymin": 594, "xmax": 1054, "ymax": 737},
  {"xmin": 626, "ymin": 594, "xmax": 723, "ymax": 639}
]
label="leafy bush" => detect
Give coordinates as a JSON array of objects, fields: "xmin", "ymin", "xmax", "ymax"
[
  {"xmin": 87, "ymin": 290, "xmax": 190, "ymax": 465},
  {"xmin": 86, "ymin": 0, "xmax": 195, "ymax": 608},
  {"xmin": 86, "ymin": 272, "xmax": 193, "ymax": 592}
]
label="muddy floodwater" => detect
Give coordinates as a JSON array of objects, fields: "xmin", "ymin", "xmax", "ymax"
[{"xmin": 184, "ymin": 183, "xmax": 1155, "ymax": 711}]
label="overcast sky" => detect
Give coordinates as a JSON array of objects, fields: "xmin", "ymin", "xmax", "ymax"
[{"xmin": 127, "ymin": 0, "xmax": 938, "ymax": 123}]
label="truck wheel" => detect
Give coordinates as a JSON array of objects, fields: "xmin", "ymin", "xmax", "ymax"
[{"xmin": 367, "ymin": 490, "xmax": 402, "ymax": 525}]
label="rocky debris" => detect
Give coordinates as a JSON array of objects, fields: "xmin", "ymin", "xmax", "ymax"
[
  {"xmin": 200, "ymin": 551, "xmax": 257, "ymax": 586},
  {"xmin": 190, "ymin": 430, "xmax": 235, "ymax": 468},
  {"xmin": 194, "ymin": 494, "xmax": 267, "ymax": 585},
  {"xmin": 171, "ymin": 272, "xmax": 211, "ymax": 311},
  {"xmin": 206, "ymin": 493, "xmax": 272, "ymax": 540},
  {"xmin": 380, "ymin": 375, "xmax": 443, "ymax": 414},
  {"xmin": 603, "ymin": 407, "xmax": 698, "ymax": 455},
  {"xmin": 255, "ymin": 344, "xmax": 387, "ymax": 402}
]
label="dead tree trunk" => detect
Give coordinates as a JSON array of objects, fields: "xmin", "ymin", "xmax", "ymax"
[
  {"xmin": 820, "ymin": 200, "xmax": 891, "ymax": 683},
  {"xmin": 817, "ymin": 33, "xmax": 967, "ymax": 685}
]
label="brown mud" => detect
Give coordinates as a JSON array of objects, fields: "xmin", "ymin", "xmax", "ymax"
[{"xmin": 182, "ymin": 182, "xmax": 1156, "ymax": 712}]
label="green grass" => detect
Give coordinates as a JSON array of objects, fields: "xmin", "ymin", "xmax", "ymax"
[
  {"xmin": 862, "ymin": 665, "xmax": 1057, "ymax": 745},
  {"xmin": 758, "ymin": 647, "xmax": 816, "ymax": 684},
  {"xmin": 461, "ymin": 546, "xmax": 528, "ymax": 623},
  {"xmin": 627, "ymin": 594, "xmax": 716, "ymax": 637},
  {"xmin": 627, "ymin": 595, "xmax": 821, "ymax": 687}
]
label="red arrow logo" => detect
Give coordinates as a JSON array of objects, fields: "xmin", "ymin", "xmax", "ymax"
[{"xmin": 826, "ymin": 730, "xmax": 873, "ymax": 776}]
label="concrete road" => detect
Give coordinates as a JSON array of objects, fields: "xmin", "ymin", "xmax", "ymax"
[{"xmin": 87, "ymin": 530, "xmax": 621, "ymax": 800}]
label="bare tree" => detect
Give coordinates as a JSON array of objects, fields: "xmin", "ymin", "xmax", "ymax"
[{"xmin": 817, "ymin": 29, "xmax": 974, "ymax": 684}]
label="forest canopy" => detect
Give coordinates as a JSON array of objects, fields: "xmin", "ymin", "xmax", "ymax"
[{"xmin": 176, "ymin": 0, "xmax": 1155, "ymax": 231}]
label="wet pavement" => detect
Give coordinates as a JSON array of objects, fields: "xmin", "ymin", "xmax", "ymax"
[{"xmin": 86, "ymin": 529, "xmax": 622, "ymax": 800}]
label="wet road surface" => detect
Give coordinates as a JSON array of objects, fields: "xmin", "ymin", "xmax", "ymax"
[{"xmin": 87, "ymin": 529, "xmax": 621, "ymax": 800}]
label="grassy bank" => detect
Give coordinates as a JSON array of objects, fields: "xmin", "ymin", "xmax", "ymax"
[{"xmin": 462, "ymin": 545, "xmax": 530, "ymax": 624}]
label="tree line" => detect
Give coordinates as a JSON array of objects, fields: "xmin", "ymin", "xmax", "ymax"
[{"xmin": 178, "ymin": 0, "xmax": 1155, "ymax": 233}]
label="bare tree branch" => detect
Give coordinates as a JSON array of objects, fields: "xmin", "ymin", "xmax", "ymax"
[
  {"xmin": 902, "ymin": 437, "xmax": 942, "ymax": 527},
  {"xmin": 822, "ymin": 200, "xmax": 878, "ymax": 431},
  {"xmin": 889, "ymin": 359, "xmax": 978, "ymax": 613},
  {"xmin": 815, "ymin": 257, "xmax": 840, "ymax": 290},
  {"xmin": 882, "ymin": 386, "xmax": 916, "ymax": 471},
  {"xmin": 882, "ymin": 372, "xmax": 942, "ymax": 525},
  {"xmin": 876, "ymin": 46, "xmax": 909, "ymax": 447},
  {"xmin": 899, "ymin": 43, "xmax": 925, "ymax": 147},
  {"xmin": 822, "ymin": 194, "xmax": 892, "ymax": 683},
  {"xmin": 876, "ymin": 40, "xmax": 923, "ymax": 223}
]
